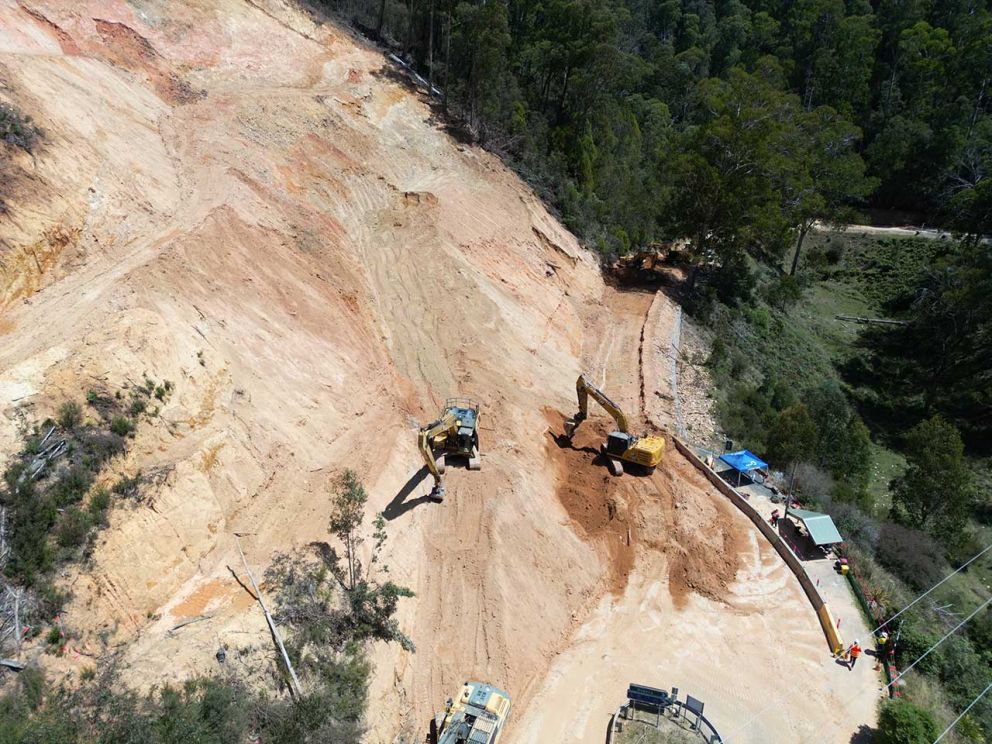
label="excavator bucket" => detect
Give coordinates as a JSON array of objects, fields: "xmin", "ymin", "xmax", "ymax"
[{"xmin": 429, "ymin": 483, "xmax": 446, "ymax": 502}]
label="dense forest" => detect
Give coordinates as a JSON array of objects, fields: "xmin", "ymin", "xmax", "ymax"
[{"xmin": 331, "ymin": 0, "xmax": 990, "ymax": 250}]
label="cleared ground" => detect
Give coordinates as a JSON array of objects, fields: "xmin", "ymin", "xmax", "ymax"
[{"xmin": 0, "ymin": 1, "xmax": 879, "ymax": 741}]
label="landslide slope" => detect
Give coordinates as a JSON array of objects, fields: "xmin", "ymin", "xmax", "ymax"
[{"xmin": 0, "ymin": 0, "xmax": 615, "ymax": 734}]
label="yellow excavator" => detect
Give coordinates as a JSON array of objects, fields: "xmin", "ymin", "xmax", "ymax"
[
  {"xmin": 429, "ymin": 681, "xmax": 512, "ymax": 744},
  {"xmin": 418, "ymin": 398, "xmax": 482, "ymax": 502},
  {"xmin": 564, "ymin": 373, "xmax": 665, "ymax": 475}
]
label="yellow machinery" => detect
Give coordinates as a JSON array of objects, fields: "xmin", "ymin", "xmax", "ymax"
[
  {"xmin": 429, "ymin": 681, "xmax": 512, "ymax": 744},
  {"xmin": 564, "ymin": 373, "xmax": 665, "ymax": 475},
  {"xmin": 418, "ymin": 398, "xmax": 481, "ymax": 502}
]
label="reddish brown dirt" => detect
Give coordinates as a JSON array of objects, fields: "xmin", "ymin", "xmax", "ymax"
[
  {"xmin": 648, "ymin": 451, "xmax": 748, "ymax": 609},
  {"xmin": 543, "ymin": 409, "xmax": 635, "ymax": 595},
  {"xmin": 543, "ymin": 407, "xmax": 745, "ymax": 605},
  {"xmin": 93, "ymin": 20, "xmax": 201, "ymax": 104}
]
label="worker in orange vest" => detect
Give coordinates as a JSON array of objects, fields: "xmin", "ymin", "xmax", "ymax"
[{"xmin": 847, "ymin": 640, "xmax": 862, "ymax": 670}]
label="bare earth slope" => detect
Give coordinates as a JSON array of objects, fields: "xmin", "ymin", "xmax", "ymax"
[{"xmin": 0, "ymin": 2, "xmax": 878, "ymax": 742}]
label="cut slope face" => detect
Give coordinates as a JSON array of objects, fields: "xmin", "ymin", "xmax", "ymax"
[
  {"xmin": 0, "ymin": 0, "xmax": 608, "ymax": 726},
  {"xmin": 0, "ymin": 2, "xmax": 878, "ymax": 742}
]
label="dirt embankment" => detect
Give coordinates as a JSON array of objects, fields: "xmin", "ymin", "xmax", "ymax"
[{"xmin": 0, "ymin": 2, "xmax": 878, "ymax": 742}]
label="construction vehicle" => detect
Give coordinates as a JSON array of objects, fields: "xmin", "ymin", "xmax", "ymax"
[
  {"xmin": 418, "ymin": 398, "xmax": 481, "ymax": 502},
  {"xmin": 564, "ymin": 373, "xmax": 665, "ymax": 476},
  {"xmin": 429, "ymin": 681, "xmax": 512, "ymax": 744}
]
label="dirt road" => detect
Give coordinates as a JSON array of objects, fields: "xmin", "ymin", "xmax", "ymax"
[{"xmin": 1, "ymin": 1, "xmax": 879, "ymax": 741}]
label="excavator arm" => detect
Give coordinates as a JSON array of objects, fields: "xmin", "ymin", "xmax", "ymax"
[
  {"xmin": 418, "ymin": 410, "xmax": 458, "ymax": 501},
  {"xmin": 564, "ymin": 373, "xmax": 630, "ymax": 437}
]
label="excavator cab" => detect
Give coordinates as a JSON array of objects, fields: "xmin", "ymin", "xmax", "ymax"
[
  {"xmin": 431, "ymin": 681, "xmax": 511, "ymax": 744},
  {"xmin": 418, "ymin": 398, "xmax": 481, "ymax": 502}
]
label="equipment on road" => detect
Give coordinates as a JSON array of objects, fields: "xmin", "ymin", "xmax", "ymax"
[
  {"xmin": 418, "ymin": 398, "xmax": 481, "ymax": 502},
  {"xmin": 564, "ymin": 373, "xmax": 665, "ymax": 475},
  {"xmin": 430, "ymin": 680, "xmax": 512, "ymax": 744}
]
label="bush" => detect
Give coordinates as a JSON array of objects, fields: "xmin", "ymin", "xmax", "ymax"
[
  {"xmin": 88, "ymin": 488, "xmax": 111, "ymax": 519},
  {"xmin": 57, "ymin": 402, "xmax": 82, "ymax": 431},
  {"xmin": 763, "ymin": 274, "xmax": 803, "ymax": 309},
  {"xmin": 875, "ymin": 700, "xmax": 940, "ymax": 744},
  {"xmin": 0, "ymin": 103, "xmax": 40, "ymax": 152},
  {"xmin": 875, "ymin": 523, "xmax": 949, "ymax": 591},
  {"xmin": 56, "ymin": 507, "xmax": 92, "ymax": 549},
  {"xmin": 128, "ymin": 399, "xmax": 146, "ymax": 417},
  {"xmin": 111, "ymin": 472, "xmax": 141, "ymax": 497},
  {"xmin": 50, "ymin": 467, "xmax": 93, "ymax": 507},
  {"xmin": 109, "ymin": 416, "xmax": 134, "ymax": 437}
]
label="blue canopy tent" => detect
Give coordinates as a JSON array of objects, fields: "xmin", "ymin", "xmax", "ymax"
[{"xmin": 719, "ymin": 449, "xmax": 769, "ymax": 486}]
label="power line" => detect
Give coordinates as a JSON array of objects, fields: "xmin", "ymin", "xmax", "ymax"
[
  {"xmin": 870, "ymin": 542, "xmax": 992, "ymax": 636},
  {"xmin": 722, "ymin": 558, "xmax": 992, "ymax": 744},
  {"xmin": 888, "ymin": 596, "xmax": 991, "ymax": 688},
  {"xmin": 933, "ymin": 680, "xmax": 992, "ymax": 743}
]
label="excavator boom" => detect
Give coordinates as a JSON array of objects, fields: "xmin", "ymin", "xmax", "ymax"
[
  {"xmin": 563, "ymin": 373, "xmax": 664, "ymax": 474},
  {"xmin": 418, "ymin": 410, "xmax": 459, "ymax": 501},
  {"xmin": 565, "ymin": 373, "xmax": 629, "ymax": 437}
]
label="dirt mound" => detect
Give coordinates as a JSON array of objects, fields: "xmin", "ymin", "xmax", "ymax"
[
  {"xmin": 652, "ymin": 452, "xmax": 747, "ymax": 608},
  {"xmin": 542, "ymin": 407, "xmax": 744, "ymax": 607},
  {"xmin": 543, "ymin": 408, "xmax": 634, "ymax": 595}
]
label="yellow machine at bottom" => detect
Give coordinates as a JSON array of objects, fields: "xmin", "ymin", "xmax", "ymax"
[{"xmin": 431, "ymin": 681, "xmax": 512, "ymax": 744}]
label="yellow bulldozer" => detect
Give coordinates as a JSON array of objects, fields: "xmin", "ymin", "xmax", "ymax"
[
  {"xmin": 564, "ymin": 373, "xmax": 665, "ymax": 475},
  {"xmin": 418, "ymin": 398, "xmax": 482, "ymax": 502},
  {"xmin": 429, "ymin": 680, "xmax": 512, "ymax": 744}
]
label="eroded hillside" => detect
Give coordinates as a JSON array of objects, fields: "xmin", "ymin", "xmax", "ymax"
[{"xmin": 0, "ymin": 2, "xmax": 879, "ymax": 742}]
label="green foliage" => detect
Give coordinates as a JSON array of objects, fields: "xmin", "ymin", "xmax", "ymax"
[
  {"xmin": 0, "ymin": 102, "xmax": 41, "ymax": 152},
  {"xmin": 55, "ymin": 507, "xmax": 92, "ymax": 549},
  {"xmin": 850, "ymin": 242, "xmax": 992, "ymax": 448},
  {"xmin": 891, "ymin": 415, "xmax": 974, "ymax": 542},
  {"xmin": 57, "ymin": 402, "xmax": 82, "ymax": 431},
  {"xmin": 329, "ymin": 469, "xmax": 368, "ymax": 591},
  {"xmin": 766, "ymin": 404, "xmax": 817, "ymax": 467},
  {"xmin": 110, "ymin": 416, "xmax": 134, "ymax": 437},
  {"xmin": 112, "ymin": 473, "xmax": 142, "ymax": 498},
  {"xmin": 128, "ymin": 399, "xmax": 146, "ymax": 417},
  {"xmin": 875, "ymin": 700, "xmax": 940, "ymax": 744}
]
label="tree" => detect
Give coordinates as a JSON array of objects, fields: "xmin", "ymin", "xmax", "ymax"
[
  {"xmin": 804, "ymin": 380, "xmax": 872, "ymax": 490},
  {"xmin": 786, "ymin": 106, "xmax": 876, "ymax": 275},
  {"xmin": 329, "ymin": 469, "xmax": 369, "ymax": 591},
  {"xmin": 766, "ymin": 404, "xmax": 817, "ymax": 468},
  {"xmin": 891, "ymin": 415, "xmax": 974, "ymax": 542},
  {"xmin": 875, "ymin": 700, "xmax": 940, "ymax": 744}
]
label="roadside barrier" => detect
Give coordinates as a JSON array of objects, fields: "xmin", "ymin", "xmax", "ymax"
[{"xmin": 672, "ymin": 436, "xmax": 844, "ymax": 655}]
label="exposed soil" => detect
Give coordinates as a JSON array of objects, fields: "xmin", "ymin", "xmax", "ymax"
[
  {"xmin": 543, "ymin": 409, "xmax": 633, "ymax": 595},
  {"xmin": 0, "ymin": 2, "xmax": 880, "ymax": 741}
]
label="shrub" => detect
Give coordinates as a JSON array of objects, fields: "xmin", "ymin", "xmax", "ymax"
[
  {"xmin": 875, "ymin": 700, "xmax": 940, "ymax": 744},
  {"xmin": 56, "ymin": 507, "xmax": 92, "ymax": 549},
  {"xmin": 112, "ymin": 472, "xmax": 141, "ymax": 497},
  {"xmin": 51, "ymin": 467, "xmax": 93, "ymax": 507},
  {"xmin": 0, "ymin": 103, "xmax": 41, "ymax": 152},
  {"xmin": 763, "ymin": 274, "xmax": 803, "ymax": 309},
  {"xmin": 57, "ymin": 402, "xmax": 82, "ymax": 431},
  {"xmin": 88, "ymin": 487, "xmax": 111, "ymax": 519},
  {"xmin": 154, "ymin": 385, "xmax": 166, "ymax": 401},
  {"xmin": 875, "ymin": 523, "xmax": 948, "ymax": 591},
  {"xmin": 109, "ymin": 416, "xmax": 134, "ymax": 437},
  {"xmin": 128, "ymin": 399, "xmax": 146, "ymax": 416}
]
